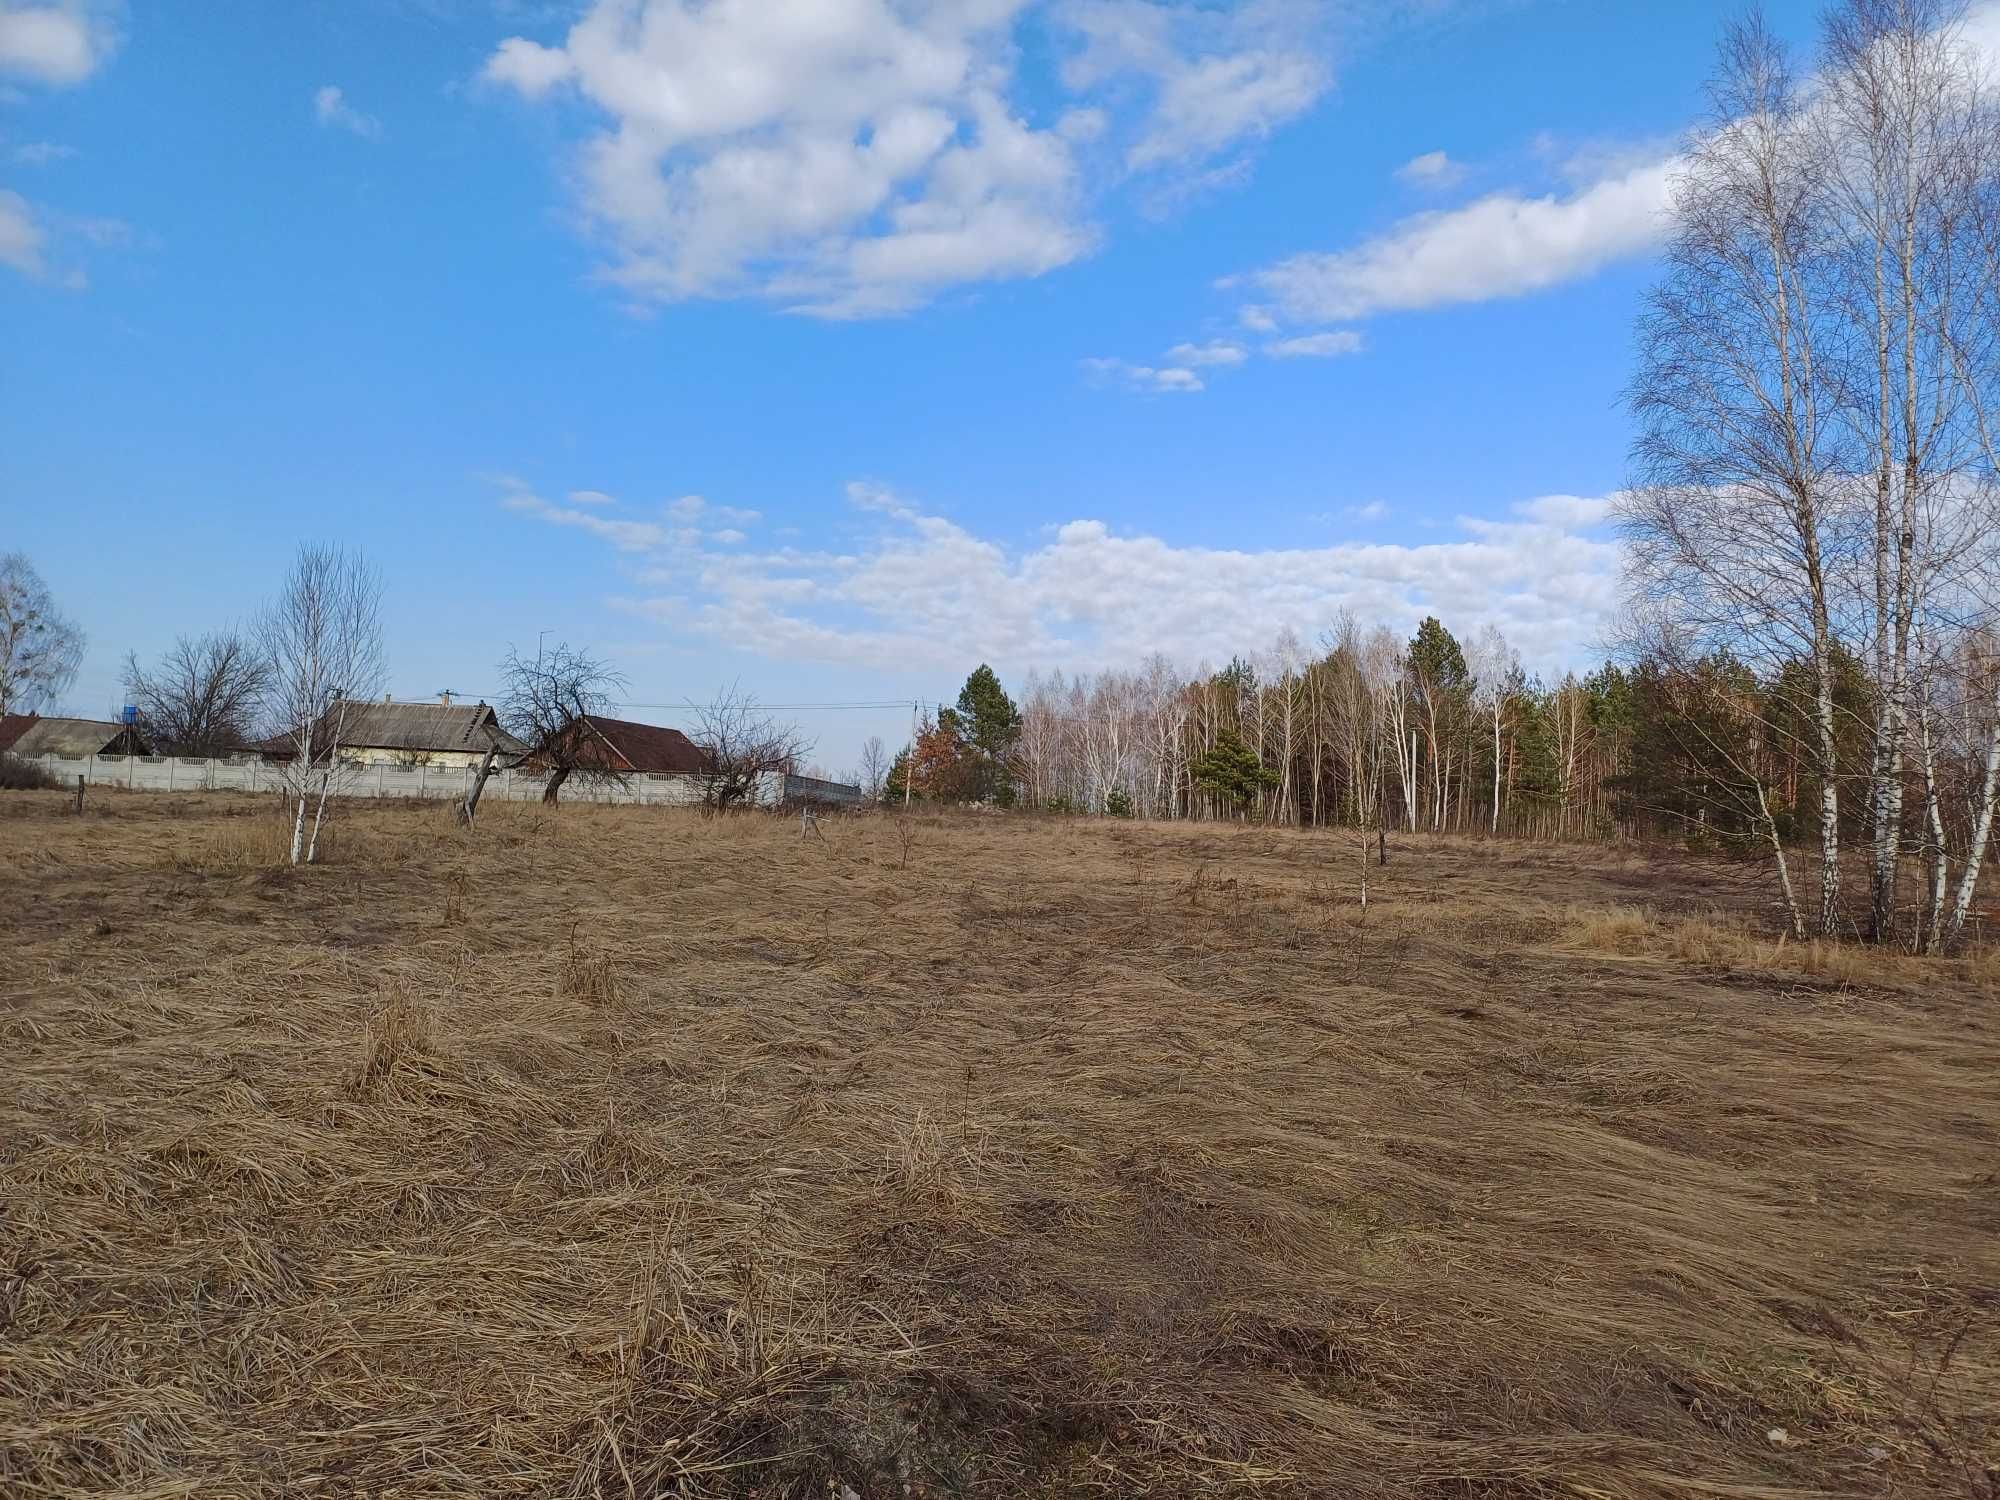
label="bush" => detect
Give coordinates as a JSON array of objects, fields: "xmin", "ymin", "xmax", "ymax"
[
  {"xmin": 1104, "ymin": 786, "xmax": 1134, "ymax": 819},
  {"xmin": 0, "ymin": 754, "xmax": 61, "ymax": 791},
  {"xmin": 1045, "ymin": 795, "xmax": 1075, "ymax": 814}
]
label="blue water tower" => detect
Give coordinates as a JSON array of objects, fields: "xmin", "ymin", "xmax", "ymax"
[{"xmin": 120, "ymin": 705, "xmax": 139, "ymax": 725}]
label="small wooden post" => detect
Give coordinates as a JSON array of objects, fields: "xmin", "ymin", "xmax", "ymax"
[{"xmin": 75, "ymin": 774, "xmax": 85, "ymax": 815}]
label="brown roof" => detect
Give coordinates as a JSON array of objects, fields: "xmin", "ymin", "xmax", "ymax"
[
  {"xmin": 573, "ymin": 715, "xmax": 710, "ymax": 774},
  {"xmin": 0, "ymin": 714, "xmax": 152, "ymax": 757},
  {"xmin": 278, "ymin": 700, "xmax": 526, "ymax": 757}
]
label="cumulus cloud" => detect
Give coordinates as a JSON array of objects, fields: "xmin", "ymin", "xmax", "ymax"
[
  {"xmin": 1082, "ymin": 355, "xmax": 1203, "ymax": 393},
  {"xmin": 314, "ymin": 84, "xmax": 383, "ymax": 141},
  {"xmin": 1264, "ymin": 329, "xmax": 1363, "ymax": 358},
  {"xmin": 512, "ymin": 478, "xmax": 1623, "ymax": 673},
  {"xmin": 0, "ymin": 2, "xmax": 115, "ymax": 86},
  {"xmin": 1394, "ymin": 148, "xmax": 1464, "ymax": 188},
  {"xmin": 1245, "ymin": 153, "xmax": 1677, "ymax": 322},
  {"xmin": 480, "ymin": 0, "xmax": 1353, "ymax": 316},
  {"xmin": 482, "ymin": 0, "xmax": 1091, "ymax": 317},
  {"xmin": 567, "ymin": 488, "xmax": 618, "ymax": 506}
]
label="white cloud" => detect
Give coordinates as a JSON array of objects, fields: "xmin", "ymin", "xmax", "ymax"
[
  {"xmin": 1238, "ymin": 303, "xmax": 1278, "ymax": 332},
  {"xmin": 1246, "ymin": 152, "xmax": 1677, "ymax": 322},
  {"xmin": 664, "ymin": 494, "xmax": 760, "ymax": 525},
  {"xmin": 516, "ymin": 480, "xmax": 1623, "ymax": 673},
  {"xmin": 0, "ymin": 186, "xmax": 46, "ymax": 276},
  {"xmin": 484, "ymin": 35, "xmax": 573, "ymax": 98},
  {"xmin": 482, "ymin": 0, "xmax": 1352, "ymax": 315},
  {"xmin": 314, "ymin": 84, "xmax": 384, "ymax": 141},
  {"xmin": 1264, "ymin": 329, "xmax": 1363, "ymax": 358},
  {"xmin": 1513, "ymin": 493, "xmax": 1613, "ymax": 529},
  {"xmin": 0, "ymin": 2, "xmax": 114, "ymax": 86},
  {"xmin": 1165, "ymin": 339, "xmax": 1246, "ymax": 367},
  {"xmin": 1395, "ymin": 148, "xmax": 1464, "ymax": 188},
  {"xmin": 1082, "ymin": 355, "xmax": 1203, "ymax": 393},
  {"xmin": 10, "ymin": 139, "xmax": 76, "ymax": 165},
  {"xmin": 567, "ymin": 488, "xmax": 618, "ymax": 506},
  {"xmin": 1345, "ymin": 500, "xmax": 1388, "ymax": 521},
  {"xmin": 1059, "ymin": 0, "xmax": 1333, "ymax": 171},
  {"xmin": 483, "ymin": 0, "xmax": 1091, "ymax": 317},
  {"xmin": 501, "ymin": 492, "xmax": 672, "ymax": 552}
]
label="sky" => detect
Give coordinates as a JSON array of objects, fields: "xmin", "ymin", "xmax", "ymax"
[{"xmin": 0, "ymin": 0, "xmax": 1861, "ymax": 773}]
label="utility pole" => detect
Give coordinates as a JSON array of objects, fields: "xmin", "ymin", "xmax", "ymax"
[{"xmin": 904, "ymin": 699, "xmax": 917, "ymax": 808}]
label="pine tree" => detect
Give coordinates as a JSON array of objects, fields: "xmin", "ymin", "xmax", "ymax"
[
  {"xmin": 954, "ymin": 664, "xmax": 1022, "ymax": 804},
  {"xmin": 1191, "ymin": 728, "xmax": 1277, "ymax": 815}
]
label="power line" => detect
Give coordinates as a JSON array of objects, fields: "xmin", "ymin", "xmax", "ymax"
[{"xmin": 444, "ymin": 695, "xmax": 917, "ymax": 712}]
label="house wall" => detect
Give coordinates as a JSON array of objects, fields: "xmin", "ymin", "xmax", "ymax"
[{"xmin": 342, "ymin": 746, "xmax": 495, "ymax": 769}]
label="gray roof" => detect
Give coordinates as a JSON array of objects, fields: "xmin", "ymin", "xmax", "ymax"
[
  {"xmin": 329, "ymin": 700, "xmax": 527, "ymax": 756},
  {"xmin": 5, "ymin": 716, "xmax": 147, "ymax": 757}
]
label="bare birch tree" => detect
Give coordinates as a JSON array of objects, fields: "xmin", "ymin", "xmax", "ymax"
[
  {"xmin": 1623, "ymin": 15, "xmax": 1851, "ymax": 934},
  {"xmin": 1468, "ymin": 624, "xmax": 1520, "ymax": 835},
  {"xmin": 1816, "ymin": 0, "xmax": 1991, "ymax": 938},
  {"xmin": 255, "ymin": 545, "xmax": 385, "ymax": 865}
]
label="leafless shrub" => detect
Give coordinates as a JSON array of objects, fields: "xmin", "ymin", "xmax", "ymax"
[
  {"xmin": 690, "ymin": 682, "xmax": 811, "ymax": 810},
  {"xmin": 0, "ymin": 752, "xmax": 60, "ymax": 790}
]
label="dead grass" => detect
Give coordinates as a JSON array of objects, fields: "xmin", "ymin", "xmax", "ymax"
[
  {"xmin": 1561, "ymin": 901, "xmax": 2000, "ymax": 991},
  {"xmin": 1, "ymin": 791, "xmax": 1996, "ymax": 1498}
]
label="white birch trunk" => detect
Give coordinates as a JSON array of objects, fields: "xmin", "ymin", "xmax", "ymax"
[{"xmin": 1945, "ymin": 677, "xmax": 2000, "ymax": 944}]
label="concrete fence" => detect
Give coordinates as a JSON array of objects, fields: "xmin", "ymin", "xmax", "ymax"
[
  {"xmin": 24, "ymin": 753, "xmax": 724, "ymax": 806},
  {"xmin": 21, "ymin": 753, "xmax": 865, "ymax": 809}
]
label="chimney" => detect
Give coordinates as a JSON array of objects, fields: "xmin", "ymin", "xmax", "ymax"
[
  {"xmin": 439, "ymin": 690, "xmax": 453, "ymax": 706},
  {"xmin": 383, "ymin": 692, "xmax": 392, "ymax": 704}
]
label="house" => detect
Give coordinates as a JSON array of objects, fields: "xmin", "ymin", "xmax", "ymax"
[
  {"xmin": 0, "ymin": 713, "xmax": 153, "ymax": 758},
  {"xmin": 261, "ymin": 695, "xmax": 525, "ymax": 768},
  {"xmin": 526, "ymin": 714, "xmax": 711, "ymax": 775}
]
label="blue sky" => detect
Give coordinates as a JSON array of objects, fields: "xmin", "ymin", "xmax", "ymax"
[{"xmin": 1, "ymin": 0, "xmax": 1847, "ymax": 771}]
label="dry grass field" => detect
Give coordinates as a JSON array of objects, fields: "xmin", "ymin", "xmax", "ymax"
[{"xmin": 2, "ymin": 792, "xmax": 1997, "ymax": 1499}]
